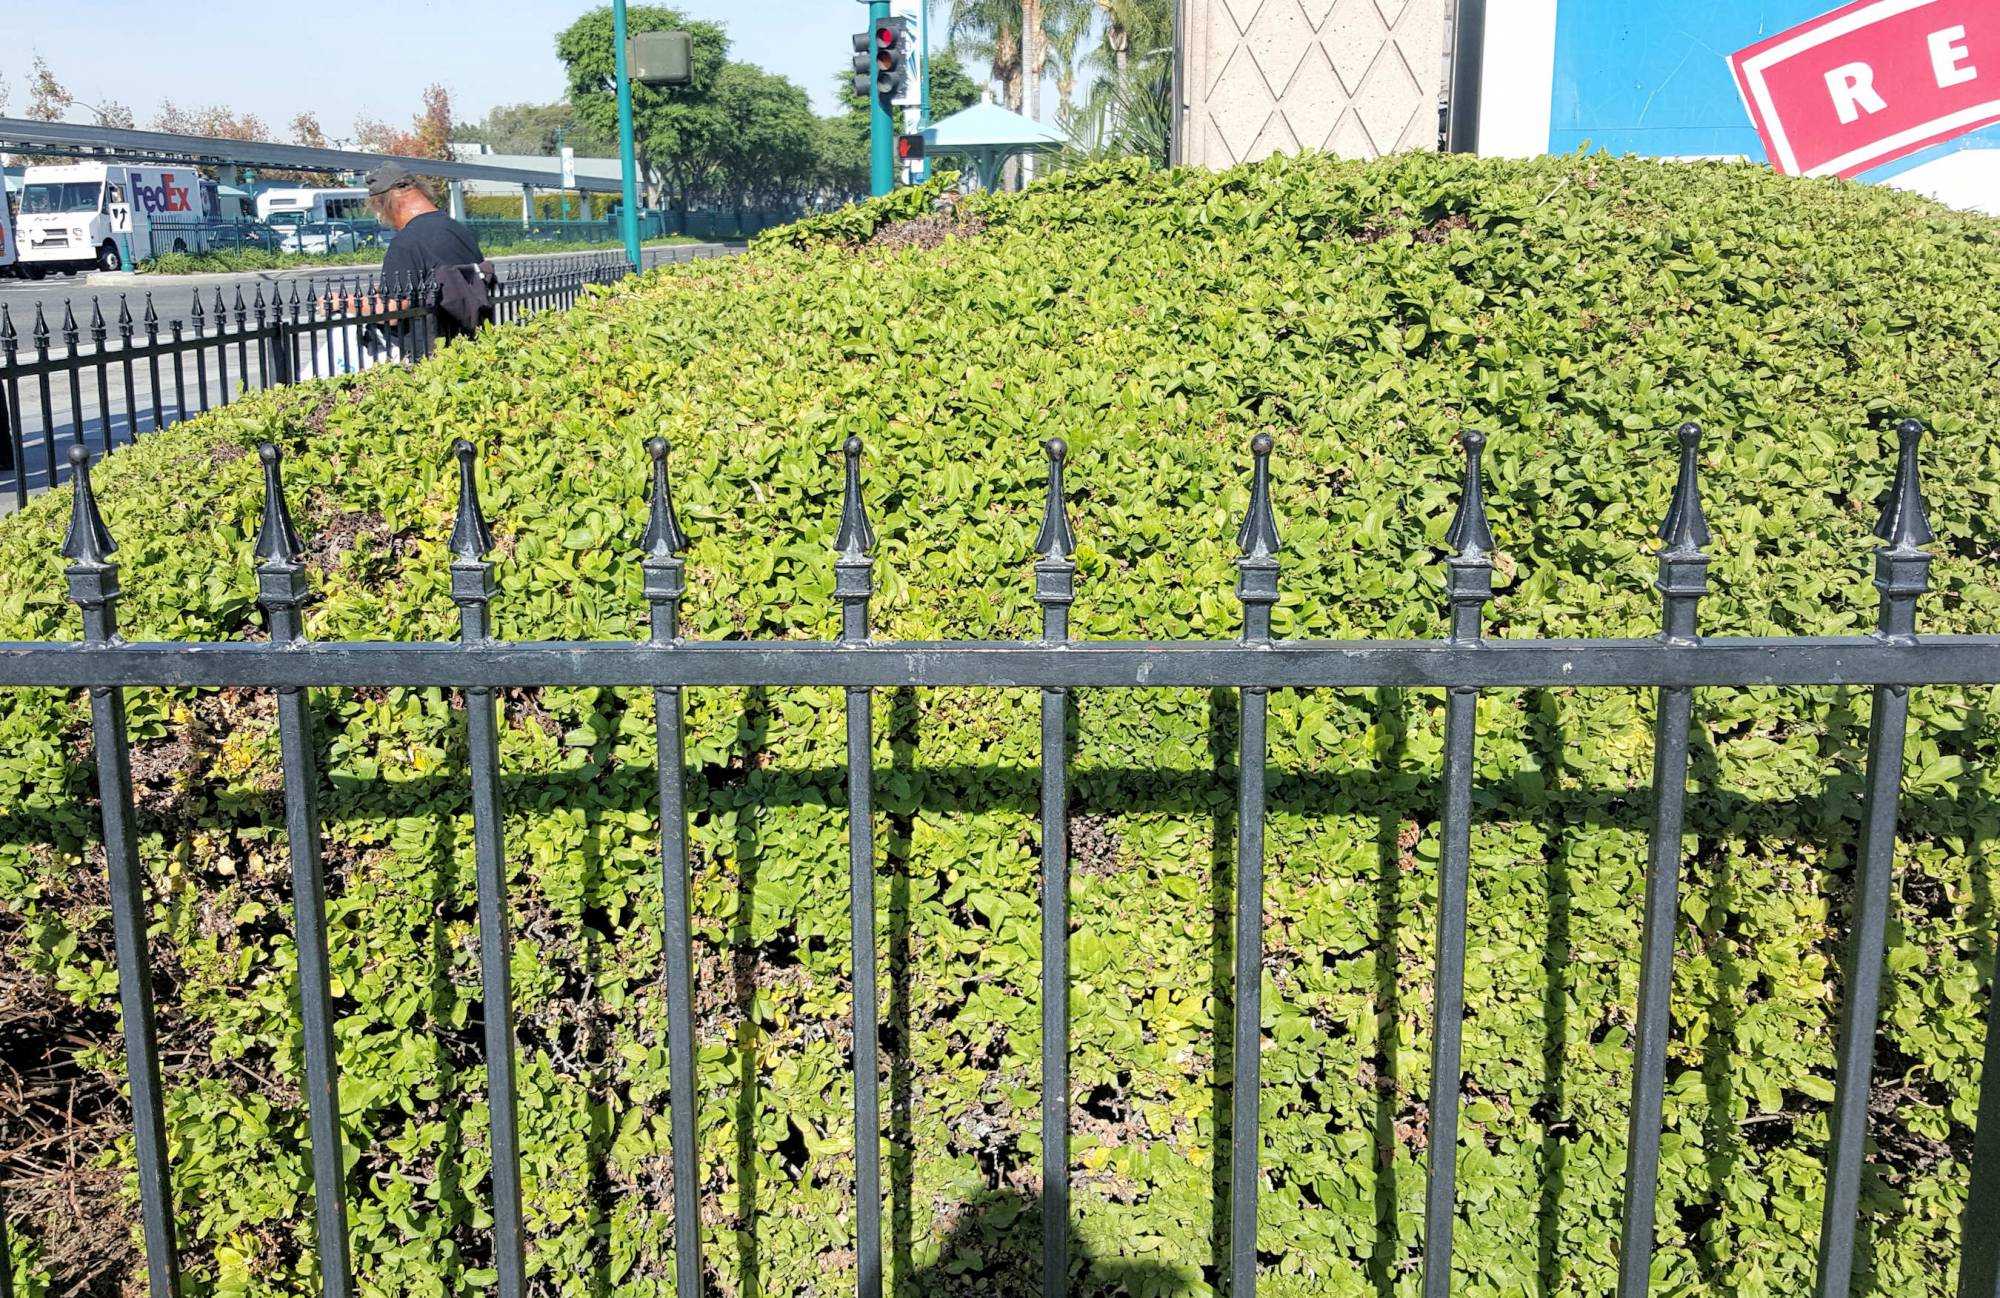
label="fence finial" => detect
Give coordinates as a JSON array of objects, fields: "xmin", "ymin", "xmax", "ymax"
[
  {"xmin": 31, "ymin": 303, "xmax": 48, "ymax": 348},
  {"xmin": 641, "ymin": 436, "xmax": 688, "ymax": 559},
  {"xmin": 60, "ymin": 445, "xmax": 116, "ymax": 568},
  {"xmin": 60, "ymin": 300, "xmax": 78, "ymax": 340},
  {"xmin": 1659, "ymin": 423, "xmax": 1710, "ymax": 554},
  {"xmin": 450, "ymin": 439, "xmax": 495, "ymax": 563},
  {"xmin": 117, "ymin": 296, "xmax": 133, "ymax": 333},
  {"xmin": 1034, "ymin": 437, "xmax": 1076, "ymax": 562},
  {"xmin": 189, "ymin": 291, "xmax": 205, "ymax": 328},
  {"xmin": 0, "ymin": 305, "xmax": 14, "ymax": 349},
  {"xmin": 1236, "ymin": 432, "xmax": 1282, "ymax": 561},
  {"xmin": 143, "ymin": 294, "xmax": 158, "ymax": 332},
  {"xmin": 835, "ymin": 434, "xmax": 875, "ymax": 559},
  {"xmin": 253, "ymin": 443, "xmax": 305, "ymax": 567},
  {"xmin": 1873, "ymin": 418, "xmax": 1934, "ymax": 552},
  {"xmin": 89, "ymin": 298, "xmax": 107, "ymax": 340},
  {"xmin": 1445, "ymin": 430, "xmax": 1494, "ymax": 560}
]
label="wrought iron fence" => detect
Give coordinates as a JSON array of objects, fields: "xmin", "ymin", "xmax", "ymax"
[
  {"xmin": 0, "ymin": 419, "xmax": 1996, "ymax": 1298},
  {"xmin": 0, "ymin": 255, "xmax": 654, "ymax": 510}
]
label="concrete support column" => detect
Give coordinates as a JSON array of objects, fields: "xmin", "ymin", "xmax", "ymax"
[
  {"xmin": 521, "ymin": 185, "xmax": 534, "ymax": 227},
  {"xmin": 1175, "ymin": 0, "xmax": 1448, "ymax": 168},
  {"xmin": 448, "ymin": 180, "xmax": 467, "ymax": 221}
]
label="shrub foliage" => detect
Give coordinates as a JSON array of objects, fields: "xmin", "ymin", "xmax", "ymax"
[{"xmin": 1, "ymin": 151, "xmax": 1997, "ymax": 1298}]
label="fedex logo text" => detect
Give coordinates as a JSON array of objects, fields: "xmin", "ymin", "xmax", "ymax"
[
  {"xmin": 1730, "ymin": 0, "xmax": 2000, "ymax": 178},
  {"xmin": 132, "ymin": 174, "xmax": 195, "ymax": 216}
]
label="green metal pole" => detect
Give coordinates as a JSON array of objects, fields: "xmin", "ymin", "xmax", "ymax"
[
  {"xmin": 917, "ymin": 0, "xmax": 931, "ymax": 183},
  {"xmin": 613, "ymin": 0, "xmax": 643, "ymax": 270},
  {"xmin": 869, "ymin": 0, "xmax": 893, "ymax": 196}
]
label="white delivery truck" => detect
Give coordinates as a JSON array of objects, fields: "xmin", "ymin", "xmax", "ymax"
[{"xmin": 14, "ymin": 162, "xmax": 212, "ymax": 275}]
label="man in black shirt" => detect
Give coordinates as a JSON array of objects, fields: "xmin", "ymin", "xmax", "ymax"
[{"xmin": 365, "ymin": 160, "xmax": 491, "ymax": 343}]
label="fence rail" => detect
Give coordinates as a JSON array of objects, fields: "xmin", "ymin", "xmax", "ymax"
[
  {"xmin": 0, "ymin": 249, "xmax": 732, "ymax": 509},
  {"xmin": 1, "ymin": 420, "xmax": 1997, "ymax": 1298}
]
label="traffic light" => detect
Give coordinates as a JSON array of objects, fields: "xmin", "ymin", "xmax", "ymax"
[
  {"xmin": 896, "ymin": 133, "xmax": 925, "ymax": 161},
  {"xmin": 852, "ymin": 19, "xmax": 910, "ymax": 101},
  {"xmin": 874, "ymin": 19, "xmax": 910, "ymax": 101},
  {"xmin": 850, "ymin": 31, "xmax": 873, "ymax": 98}
]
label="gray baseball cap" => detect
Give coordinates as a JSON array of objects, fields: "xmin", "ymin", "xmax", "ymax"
[{"xmin": 365, "ymin": 161, "xmax": 419, "ymax": 195}]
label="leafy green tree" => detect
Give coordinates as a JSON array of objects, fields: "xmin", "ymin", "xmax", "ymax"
[
  {"xmin": 556, "ymin": 5, "xmax": 731, "ymax": 208},
  {"xmin": 454, "ymin": 101, "xmax": 612, "ymax": 157},
  {"xmin": 701, "ymin": 63, "xmax": 820, "ymax": 207},
  {"xmin": 927, "ymin": 47, "xmax": 981, "ymax": 119}
]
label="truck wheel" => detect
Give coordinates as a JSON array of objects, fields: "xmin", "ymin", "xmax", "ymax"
[
  {"xmin": 97, "ymin": 242, "xmax": 122, "ymax": 272},
  {"xmin": 23, "ymin": 265, "xmax": 46, "ymax": 281}
]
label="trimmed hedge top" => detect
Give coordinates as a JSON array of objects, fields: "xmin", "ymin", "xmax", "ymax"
[{"xmin": 1, "ymin": 151, "xmax": 1996, "ymax": 1298}]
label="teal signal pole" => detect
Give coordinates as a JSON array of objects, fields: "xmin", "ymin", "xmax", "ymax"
[
  {"xmin": 613, "ymin": 0, "xmax": 643, "ymax": 270},
  {"xmin": 869, "ymin": 0, "xmax": 893, "ymax": 197}
]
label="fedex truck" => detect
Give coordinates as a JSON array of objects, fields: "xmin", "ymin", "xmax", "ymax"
[{"xmin": 14, "ymin": 162, "xmax": 211, "ymax": 275}]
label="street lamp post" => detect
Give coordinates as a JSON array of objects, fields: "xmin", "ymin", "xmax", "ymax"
[
  {"xmin": 868, "ymin": 0, "xmax": 893, "ymax": 197},
  {"xmin": 613, "ymin": 0, "xmax": 643, "ymax": 271}
]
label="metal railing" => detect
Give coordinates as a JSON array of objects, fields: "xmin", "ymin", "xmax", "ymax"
[
  {"xmin": 1, "ymin": 420, "xmax": 1997, "ymax": 1298},
  {"xmin": 0, "ymin": 256, "xmax": 641, "ymax": 509}
]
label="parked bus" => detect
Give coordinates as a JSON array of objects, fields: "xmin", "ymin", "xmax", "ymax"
[
  {"xmin": 256, "ymin": 187, "xmax": 370, "ymax": 227},
  {"xmin": 14, "ymin": 162, "xmax": 212, "ymax": 275}
]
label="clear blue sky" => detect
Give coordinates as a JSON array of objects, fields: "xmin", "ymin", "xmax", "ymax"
[{"xmin": 7, "ymin": 1, "xmax": 961, "ymax": 141}]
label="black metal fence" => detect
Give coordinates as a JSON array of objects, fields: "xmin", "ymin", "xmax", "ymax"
[
  {"xmin": 1, "ymin": 420, "xmax": 1997, "ymax": 1298},
  {"xmin": 0, "ymin": 252, "xmax": 703, "ymax": 510}
]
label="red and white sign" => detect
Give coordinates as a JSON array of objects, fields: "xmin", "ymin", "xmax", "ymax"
[{"xmin": 1730, "ymin": 0, "xmax": 2000, "ymax": 178}]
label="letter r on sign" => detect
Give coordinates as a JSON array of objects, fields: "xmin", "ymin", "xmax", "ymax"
[
  {"xmin": 1930, "ymin": 25, "xmax": 1978, "ymax": 87},
  {"xmin": 1825, "ymin": 61, "xmax": 1889, "ymax": 123}
]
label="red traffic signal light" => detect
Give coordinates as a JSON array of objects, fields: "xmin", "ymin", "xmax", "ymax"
[
  {"xmin": 897, "ymin": 134, "xmax": 926, "ymax": 161},
  {"xmin": 871, "ymin": 19, "xmax": 908, "ymax": 99}
]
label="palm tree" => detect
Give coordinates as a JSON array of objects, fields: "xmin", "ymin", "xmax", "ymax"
[
  {"xmin": 949, "ymin": 0, "xmax": 1024, "ymax": 112},
  {"xmin": 1042, "ymin": 0, "xmax": 1097, "ymax": 121}
]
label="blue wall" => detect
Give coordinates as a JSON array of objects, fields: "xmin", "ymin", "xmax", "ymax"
[{"xmin": 1548, "ymin": 1, "xmax": 2000, "ymax": 180}]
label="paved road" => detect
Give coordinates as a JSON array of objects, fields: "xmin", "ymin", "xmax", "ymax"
[
  {"xmin": 0, "ymin": 242, "xmax": 742, "ymax": 516},
  {"xmin": 0, "ymin": 241, "xmax": 737, "ymax": 333}
]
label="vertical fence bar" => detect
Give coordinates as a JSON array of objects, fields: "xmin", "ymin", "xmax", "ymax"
[
  {"xmin": 233, "ymin": 289, "xmax": 250, "ymax": 399},
  {"xmin": 60, "ymin": 303, "xmax": 82, "ymax": 463},
  {"xmin": 190, "ymin": 294, "xmax": 210, "ymax": 414},
  {"xmin": 89, "ymin": 302, "xmax": 110, "ymax": 456},
  {"xmin": 1034, "ymin": 438, "xmax": 1078, "ymax": 1296},
  {"xmin": 1, "ymin": 308, "xmax": 24, "ymax": 508},
  {"xmin": 448, "ymin": 441, "xmax": 527, "ymax": 1298},
  {"xmin": 834, "ymin": 435, "xmax": 882, "ymax": 1298},
  {"xmin": 641, "ymin": 437, "xmax": 703, "ymax": 1298},
  {"xmin": 1961, "ymin": 981, "xmax": 2000, "ymax": 1298},
  {"xmin": 64, "ymin": 446, "xmax": 182, "ymax": 1298},
  {"xmin": 1815, "ymin": 420, "xmax": 1933, "ymax": 1298},
  {"xmin": 212, "ymin": 291, "xmax": 231, "ymax": 407},
  {"xmin": 1422, "ymin": 430, "xmax": 1495, "ymax": 1298},
  {"xmin": 143, "ymin": 297, "xmax": 163, "ymax": 435},
  {"xmin": 1230, "ymin": 434, "xmax": 1281, "ymax": 1298},
  {"xmin": 32, "ymin": 307, "xmax": 57, "ymax": 489},
  {"xmin": 254, "ymin": 443, "xmax": 353, "ymax": 1298},
  {"xmin": 117, "ymin": 298, "xmax": 138, "ymax": 448},
  {"xmin": 168, "ymin": 321, "xmax": 187, "ymax": 427},
  {"xmin": 1616, "ymin": 425, "xmax": 1712, "ymax": 1298}
]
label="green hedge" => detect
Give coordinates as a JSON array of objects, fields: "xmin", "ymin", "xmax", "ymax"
[{"xmin": 1, "ymin": 151, "xmax": 1997, "ymax": 1298}]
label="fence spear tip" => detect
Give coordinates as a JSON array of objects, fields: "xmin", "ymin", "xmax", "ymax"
[
  {"xmin": 450, "ymin": 440, "xmax": 494, "ymax": 564},
  {"xmin": 641, "ymin": 436, "xmax": 687, "ymax": 560},
  {"xmin": 253, "ymin": 442, "xmax": 305, "ymax": 567},
  {"xmin": 1873, "ymin": 417, "xmax": 1934, "ymax": 552},
  {"xmin": 835, "ymin": 434, "xmax": 874, "ymax": 559},
  {"xmin": 1236, "ymin": 432, "xmax": 1281, "ymax": 562},
  {"xmin": 1445, "ymin": 429, "xmax": 1495, "ymax": 560},
  {"xmin": 60, "ymin": 445, "xmax": 116, "ymax": 568},
  {"xmin": 1659, "ymin": 422, "xmax": 1710, "ymax": 554},
  {"xmin": 1034, "ymin": 436, "xmax": 1076, "ymax": 563}
]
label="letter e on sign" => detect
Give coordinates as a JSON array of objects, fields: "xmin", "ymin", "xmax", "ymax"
[{"xmin": 1730, "ymin": 0, "xmax": 2000, "ymax": 178}]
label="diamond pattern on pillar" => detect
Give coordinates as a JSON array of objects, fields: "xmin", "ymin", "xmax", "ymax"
[
  {"xmin": 1209, "ymin": 44, "xmax": 1279, "ymax": 163},
  {"xmin": 1281, "ymin": 46, "xmax": 1345, "ymax": 150},
  {"xmin": 1245, "ymin": 0, "xmax": 1315, "ymax": 98},
  {"xmin": 1353, "ymin": 43, "xmax": 1424, "ymax": 157},
  {"xmin": 1246, "ymin": 112, "xmax": 1305, "ymax": 162},
  {"xmin": 1325, "ymin": 0, "xmax": 1390, "ymax": 94},
  {"xmin": 1298, "ymin": 0, "xmax": 1339, "ymax": 31},
  {"xmin": 1221, "ymin": 0, "xmax": 1268, "ymax": 34}
]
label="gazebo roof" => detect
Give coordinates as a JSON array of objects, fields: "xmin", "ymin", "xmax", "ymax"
[{"xmin": 922, "ymin": 100, "xmax": 1067, "ymax": 151}]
